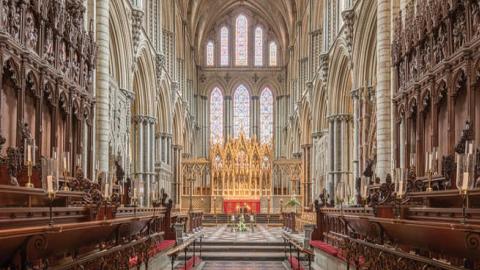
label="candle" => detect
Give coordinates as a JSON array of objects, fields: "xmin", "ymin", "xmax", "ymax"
[
  {"xmin": 469, "ymin": 142, "xmax": 474, "ymax": 155},
  {"xmin": 27, "ymin": 145, "xmax": 32, "ymax": 162},
  {"xmin": 104, "ymin": 183, "xmax": 110, "ymax": 198},
  {"xmin": 133, "ymin": 187, "xmax": 137, "ymax": 199},
  {"xmin": 32, "ymin": 139, "xmax": 36, "ymax": 163},
  {"xmin": 462, "ymin": 172, "xmax": 469, "ymax": 191},
  {"xmin": 47, "ymin": 175, "xmax": 53, "ymax": 193},
  {"xmin": 429, "ymin": 153, "xmax": 433, "ymax": 172},
  {"xmin": 63, "ymin": 156, "xmax": 67, "ymax": 173}
]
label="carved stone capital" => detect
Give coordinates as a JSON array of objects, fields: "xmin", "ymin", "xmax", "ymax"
[
  {"xmin": 155, "ymin": 53, "xmax": 166, "ymax": 81},
  {"xmin": 131, "ymin": 8, "xmax": 144, "ymax": 56}
]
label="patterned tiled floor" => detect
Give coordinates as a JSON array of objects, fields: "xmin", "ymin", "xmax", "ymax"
[
  {"xmin": 202, "ymin": 225, "xmax": 284, "ymax": 243},
  {"xmin": 201, "ymin": 261, "xmax": 286, "ymax": 270}
]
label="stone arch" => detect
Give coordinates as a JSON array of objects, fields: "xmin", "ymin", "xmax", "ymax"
[
  {"xmin": 109, "ymin": 0, "xmax": 133, "ymax": 89},
  {"xmin": 132, "ymin": 47, "xmax": 156, "ymax": 117},
  {"xmin": 327, "ymin": 39, "xmax": 353, "ymax": 116}
]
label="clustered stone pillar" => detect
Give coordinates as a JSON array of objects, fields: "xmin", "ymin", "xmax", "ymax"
[
  {"xmin": 275, "ymin": 95, "xmax": 288, "ymax": 159},
  {"xmin": 302, "ymin": 144, "xmax": 312, "ymax": 207},
  {"xmin": 351, "ymin": 88, "xmax": 361, "ymax": 203},
  {"xmin": 224, "ymin": 95, "xmax": 233, "ymax": 141},
  {"xmin": 95, "ymin": 0, "xmax": 110, "ymax": 172},
  {"xmin": 376, "ymin": 0, "xmax": 393, "ymax": 181},
  {"xmin": 133, "ymin": 116, "xmax": 156, "ymax": 207},
  {"xmin": 327, "ymin": 114, "xmax": 353, "ymax": 205},
  {"xmin": 172, "ymin": 145, "xmax": 182, "ymax": 209}
]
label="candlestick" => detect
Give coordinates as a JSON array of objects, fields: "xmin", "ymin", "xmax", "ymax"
[
  {"xmin": 47, "ymin": 175, "xmax": 54, "ymax": 193},
  {"xmin": 25, "ymin": 160, "xmax": 34, "ymax": 188},
  {"xmin": 104, "ymin": 183, "xmax": 110, "ymax": 198}
]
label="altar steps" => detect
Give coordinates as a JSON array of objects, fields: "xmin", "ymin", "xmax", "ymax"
[{"xmin": 202, "ymin": 213, "xmax": 282, "ymax": 226}]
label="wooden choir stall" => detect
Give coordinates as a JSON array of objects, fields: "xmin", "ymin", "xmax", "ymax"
[
  {"xmin": 0, "ymin": 0, "xmax": 178, "ymax": 269},
  {"xmin": 308, "ymin": 1, "xmax": 480, "ymax": 269}
]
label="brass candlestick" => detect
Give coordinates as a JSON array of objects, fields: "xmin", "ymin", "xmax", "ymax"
[
  {"xmin": 48, "ymin": 191, "xmax": 56, "ymax": 226},
  {"xmin": 25, "ymin": 160, "xmax": 34, "ymax": 188},
  {"xmin": 426, "ymin": 169, "xmax": 433, "ymax": 192},
  {"xmin": 62, "ymin": 171, "xmax": 70, "ymax": 191}
]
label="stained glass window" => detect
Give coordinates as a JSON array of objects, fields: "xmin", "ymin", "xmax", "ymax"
[
  {"xmin": 206, "ymin": 41, "xmax": 214, "ymax": 66},
  {"xmin": 233, "ymin": 84, "xmax": 250, "ymax": 137},
  {"xmin": 260, "ymin": 87, "xmax": 273, "ymax": 144},
  {"xmin": 210, "ymin": 87, "xmax": 224, "ymax": 144},
  {"xmin": 269, "ymin": 41, "xmax": 278, "ymax": 66},
  {"xmin": 220, "ymin": 27, "xmax": 229, "ymax": 66},
  {"xmin": 254, "ymin": 26, "xmax": 263, "ymax": 66},
  {"xmin": 235, "ymin": 15, "xmax": 248, "ymax": 66}
]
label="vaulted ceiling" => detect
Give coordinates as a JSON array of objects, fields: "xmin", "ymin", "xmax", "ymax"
[{"xmin": 178, "ymin": 0, "xmax": 306, "ymax": 58}]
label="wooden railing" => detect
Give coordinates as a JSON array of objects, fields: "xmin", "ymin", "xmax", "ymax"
[
  {"xmin": 167, "ymin": 232, "xmax": 204, "ymax": 270},
  {"xmin": 282, "ymin": 232, "xmax": 314, "ymax": 270}
]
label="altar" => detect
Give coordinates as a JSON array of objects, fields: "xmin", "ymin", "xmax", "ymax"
[{"xmin": 223, "ymin": 199, "xmax": 261, "ymax": 214}]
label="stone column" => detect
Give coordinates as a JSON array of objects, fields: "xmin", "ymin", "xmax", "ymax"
[
  {"xmin": 376, "ymin": 0, "xmax": 393, "ymax": 181},
  {"xmin": 351, "ymin": 88, "xmax": 361, "ymax": 203},
  {"xmin": 327, "ymin": 117, "xmax": 335, "ymax": 205},
  {"xmin": 150, "ymin": 118, "xmax": 156, "ymax": 204},
  {"xmin": 172, "ymin": 145, "xmax": 182, "ymax": 208},
  {"xmin": 95, "ymin": 0, "xmax": 110, "ymax": 172},
  {"xmin": 134, "ymin": 116, "xmax": 144, "ymax": 206},
  {"xmin": 143, "ymin": 118, "xmax": 151, "ymax": 207},
  {"xmin": 334, "ymin": 116, "xmax": 342, "ymax": 202}
]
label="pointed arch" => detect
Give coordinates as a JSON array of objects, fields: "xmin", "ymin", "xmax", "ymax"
[
  {"xmin": 210, "ymin": 87, "xmax": 224, "ymax": 144},
  {"xmin": 235, "ymin": 14, "xmax": 248, "ymax": 66},
  {"xmin": 260, "ymin": 87, "xmax": 274, "ymax": 144},
  {"xmin": 233, "ymin": 84, "xmax": 250, "ymax": 137}
]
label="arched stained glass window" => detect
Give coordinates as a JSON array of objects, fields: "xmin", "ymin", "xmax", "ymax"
[
  {"xmin": 254, "ymin": 26, "xmax": 263, "ymax": 66},
  {"xmin": 269, "ymin": 41, "xmax": 278, "ymax": 66},
  {"xmin": 220, "ymin": 27, "xmax": 229, "ymax": 66},
  {"xmin": 260, "ymin": 87, "xmax": 273, "ymax": 144},
  {"xmin": 235, "ymin": 15, "xmax": 248, "ymax": 66},
  {"xmin": 210, "ymin": 87, "xmax": 224, "ymax": 144},
  {"xmin": 206, "ymin": 41, "xmax": 214, "ymax": 66},
  {"xmin": 233, "ymin": 84, "xmax": 250, "ymax": 137}
]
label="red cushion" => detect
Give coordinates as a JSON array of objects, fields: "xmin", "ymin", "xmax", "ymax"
[
  {"xmin": 288, "ymin": 256, "xmax": 305, "ymax": 270},
  {"xmin": 180, "ymin": 256, "xmax": 202, "ymax": 270},
  {"xmin": 309, "ymin": 240, "xmax": 338, "ymax": 256},
  {"xmin": 128, "ymin": 256, "xmax": 138, "ymax": 267},
  {"xmin": 148, "ymin": 240, "xmax": 176, "ymax": 257}
]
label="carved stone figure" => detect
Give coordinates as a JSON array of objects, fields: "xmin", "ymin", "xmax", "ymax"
[
  {"xmin": 9, "ymin": 2, "xmax": 21, "ymax": 40},
  {"xmin": 7, "ymin": 147, "xmax": 21, "ymax": 186},
  {"xmin": 453, "ymin": 14, "xmax": 466, "ymax": 50},
  {"xmin": 473, "ymin": 2, "xmax": 480, "ymax": 37},
  {"xmin": 115, "ymin": 159, "xmax": 125, "ymax": 184},
  {"xmin": 44, "ymin": 28, "xmax": 55, "ymax": 64},
  {"xmin": 1, "ymin": 0, "xmax": 8, "ymax": 29},
  {"xmin": 24, "ymin": 11, "xmax": 38, "ymax": 51}
]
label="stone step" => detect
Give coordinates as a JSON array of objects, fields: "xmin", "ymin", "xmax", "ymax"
[
  {"xmin": 179, "ymin": 251, "xmax": 287, "ymax": 261},
  {"xmin": 198, "ymin": 261, "xmax": 290, "ymax": 270},
  {"xmin": 188, "ymin": 245, "xmax": 286, "ymax": 253},
  {"xmin": 200, "ymin": 241, "xmax": 285, "ymax": 246}
]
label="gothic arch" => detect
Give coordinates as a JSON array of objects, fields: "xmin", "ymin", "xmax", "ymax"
[
  {"xmin": 327, "ymin": 40, "xmax": 353, "ymax": 116},
  {"xmin": 133, "ymin": 48, "xmax": 156, "ymax": 117},
  {"xmin": 109, "ymin": 0, "xmax": 133, "ymax": 89}
]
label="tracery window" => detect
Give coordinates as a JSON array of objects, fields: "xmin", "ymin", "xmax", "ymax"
[
  {"xmin": 254, "ymin": 26, "xmax": 263, "ymax": 66},
  {"xmin": 260, "ymin": 87, "xmax": 273, "ymax": 144},
  {"xmin": 220, "ymin": 27, "xmax": 229, "ymax": 66},
  {"xmin": 235, "ymin": 15, "xmax": 248, "ymax": 66},
  {"xmin": 269, "ymin": 41, "xmax": 278, "ymax": 66},
  {"xmin": 206, "ymin": 41, "xmax": 214, "ymax": 66},
  {"xmin": 210, "ymin": 87, "xmax": 224, "ymax": 144},
  {"xmin": 233, "ymin": 84, "xmax": 250, "ymax": 137}
]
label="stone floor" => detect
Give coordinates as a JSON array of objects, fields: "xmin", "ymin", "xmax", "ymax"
[
  {"xmin": 201, "ymin": 224, "xmax": 285, "ymax": 243},
  {"xmin": 199, "ymin": 261, "xmax": 287, "ymax": 270}
]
